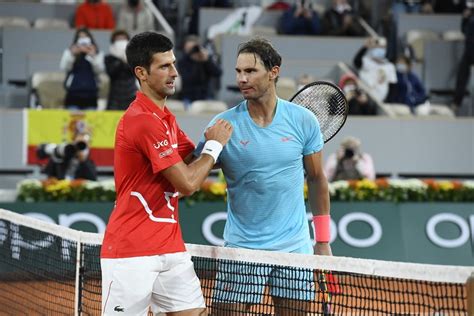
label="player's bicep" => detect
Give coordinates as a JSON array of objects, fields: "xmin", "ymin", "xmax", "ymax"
[{"xmin": 304, "ymin": 151, "xmax": 325, "ymax": 181}]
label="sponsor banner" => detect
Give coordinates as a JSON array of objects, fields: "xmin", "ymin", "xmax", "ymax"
[
  {"xmin": 0, "ymin": 202, "xmax": 472, "ymax": 265},
  {"xmin": 27, "ymin": 109, "xmax": 123, "ymax": 166}
]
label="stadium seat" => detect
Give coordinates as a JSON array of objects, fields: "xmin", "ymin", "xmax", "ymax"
[
  {"xmin": 31, "ymin": 71, "xmax": 66, "ymax": 109},
  {"xmin": 31, "ymin": 71, "xmax": 109, "ymax": 109},
  {"xmin": 276, "ymin": 77, "xmax": 297, "ymax": 101},
  {"xmin": 0, "ymin": 16, "xmax": 30, "ymax": 28},
  {"xmin": 166, "ymin": 99, "xmax": 186, "ymax": 113},
  {"xmin": 406, "ymin": 30, "xmax": 440, "ymax": 62},
  {"xmin": 189, "ymin": 100, "xmax": 228, "ymax": 114},
  {"xmin": 33, "ymin": 18, "xmax": 70, "ymax": 30},
  {"xmin": 442, "ymin": 30, "xmax": 465, "ymax": 41}
]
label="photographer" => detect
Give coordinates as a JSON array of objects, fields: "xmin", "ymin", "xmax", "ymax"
[
  {"xmin": 339, "ymin": 73, "xmax": 377, "ymax": 115},
  {"xmin": 177, "ymin": 35, "xmax": 222, "ymax": 109},
  {"xmin": 39, "ymin": 131, "xmax": 97, "ymax": 181},
  {"xmin": 324, "ymin": 136, "xmax": 375, "ymax": 182}
]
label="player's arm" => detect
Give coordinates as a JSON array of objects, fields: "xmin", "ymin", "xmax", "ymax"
[
  {"xmin": 304, "ymin": 151, "xmax": 332, "ymax": 256},
  {"xmin": 161, "ymin": 119, "xmax": 232, "ymax": 196}
]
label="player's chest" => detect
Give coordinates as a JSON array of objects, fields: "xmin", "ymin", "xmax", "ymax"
[{"xmin": 222, "ymin": 123, "xmax": 303, "ymax": 166}]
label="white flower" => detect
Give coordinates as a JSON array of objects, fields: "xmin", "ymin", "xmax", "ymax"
[
  {"xmin": 99, "ymin": 179, "xmax": 115, "ymax": 191},
  {"xmin": 84, "ymin": 181, "xmax": 101, "ymax": 190},
  {"xmin": 17, "ymin": 179, "xmax": 42, "ymax": 190},
  {"xmin": 329, "ymin": 180, "xmax": 349, "ymax": 195},
  {"xmin": 388, "ymin": 179, "xmax": 427, "ymax": 191},
  {"xmin": 463, "ymin": 181, "xmax": 474, "ymax": 189}
]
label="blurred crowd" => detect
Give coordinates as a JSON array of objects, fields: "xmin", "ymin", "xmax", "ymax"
[{"xmin": 3, "ymin": 0, "xmax": 473, "ymax": 117}]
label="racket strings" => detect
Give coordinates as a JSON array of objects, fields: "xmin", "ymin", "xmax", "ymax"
[{"xmin": 291, "ymin": 83, "xmax": 347, "ymax": 143}]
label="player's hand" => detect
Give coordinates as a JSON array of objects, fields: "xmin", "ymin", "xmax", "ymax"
[
  {"xmin": 314, "ymin": 242, "xmax": 332, "ymax": 256},
  {"xmin": 205, "ymin": 119, "xmax": 233, "ymax": 146}
]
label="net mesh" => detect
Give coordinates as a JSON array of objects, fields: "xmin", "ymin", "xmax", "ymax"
[
  {"xmin": 290, "ymin": 82, "xmax": 348, "ymax": 143},
  {"xmin": 0, "ymin": 209, "xmax": 472, "ymax": 315}
]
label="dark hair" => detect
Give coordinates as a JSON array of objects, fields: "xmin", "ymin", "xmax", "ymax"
[
  {"xmin": 72, "ymin": 27, "xmax": 98, "ymax": 49},
  {"xmin": 110, "ymin": 29, "xmax": 130, "ymax": 43},
  {"xmin": 237, "ymin": 37, "xmax": 282, "ymax": 72},
  {"xmin": 126, "ymin": 32, "xmax": 174, "ymax": 73}
]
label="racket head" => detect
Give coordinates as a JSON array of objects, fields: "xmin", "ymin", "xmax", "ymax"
[{"xmin": 289, "ymin": 81, "xmax": 348, "ymax": 143}]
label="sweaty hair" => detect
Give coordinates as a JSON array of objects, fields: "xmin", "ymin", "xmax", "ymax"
[
  {"xmin": 237, "ymin": 37, "xmax": 282, "ymax": 72},
  {"xmin": 126, "ymin": 32, "xmax": 174, "ymax": 73}
]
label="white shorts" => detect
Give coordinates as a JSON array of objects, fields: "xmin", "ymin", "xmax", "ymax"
[{"xmin": 101, "ymin": 252, "xmax": 205, "ymax": 315}]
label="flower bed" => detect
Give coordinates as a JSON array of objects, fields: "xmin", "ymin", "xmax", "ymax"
[{"xmin": 16, "ymin": 178, "xmax": 474, "ymax": 203}]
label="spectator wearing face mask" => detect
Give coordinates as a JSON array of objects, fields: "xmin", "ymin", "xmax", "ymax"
[
  {"xmin": 387, "ymin": 55, "xmax": 455, "ymax": 116},
  {"xmin": 321, "ymin": 0, "xmax": 365, "ymax": 36},
  {"xmin": 353, "ymin": 37, "xmax": 397, "ymax": 103},
  {"xmin": 386, "ymin": 55, "xmax": 427, "ymax": 111},
  {"xmin": 60, "ymin": 27, "xmax": 105, "ymax": 110},
  {"xmin": 117, "ymin": 0, "xmax": 155, "ymax": 36},
  {"xmin": 339, "ymin": 73, "xmax": 377, "ymax": 115},
  {"xmin": 105, "ymin": 29, "xmax": 137, "ymax": 110},
  {"xmin": 75, "ymin": 0, "xmax": 116, "ymax": 30}
]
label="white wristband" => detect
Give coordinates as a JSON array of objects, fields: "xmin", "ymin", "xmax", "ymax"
[{"xmin": 202, "ymin": 140, "xmax": 223, "ymax": 163}]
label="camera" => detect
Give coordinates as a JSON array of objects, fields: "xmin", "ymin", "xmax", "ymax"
[
  {"xmin": 36, "ymin": 141, "xmax": 87, "ymax": 163},
  {"xmin": 189, "ymin": 44, "xmax": 201, "ymax": 55},
  {"xmin": 344, "ymin": 148, "xmax": 355, "ymax": 159}
]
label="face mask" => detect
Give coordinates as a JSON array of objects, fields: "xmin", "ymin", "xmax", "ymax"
[
  {"xmin": 343, "ymin": 84, "xmax": 356, "ymax": 94},
  {"xmin": 77, "ymin": 37, "xmax": 92, "ymax": 46},
  {"xmin": 111, "ymin": 39, "xmax": 128, "ymax": 60},
  {"xmin": 335, "ymin": 4, "xmax": 349, "ymax": 13},
  {"xmin": 396, "ymin": 63, "xmax": 408, "ymax": 73},
  {"xmin": 370, "ymin": 47, "xmax": 386, "ymax": 60}
]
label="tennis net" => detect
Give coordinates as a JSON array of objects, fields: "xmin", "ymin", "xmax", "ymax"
[{"xmin": 0, "ymin": 208, "xmax": 473, "ymax": 315}]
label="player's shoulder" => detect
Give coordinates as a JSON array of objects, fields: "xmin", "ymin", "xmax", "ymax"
[
  {"xmin": 212, "ymin": 100, "xmax": 245, "ymax": 121},
  {"xmin": 281, "ymin": 98, "xmax": 315, "ymax": 118}
]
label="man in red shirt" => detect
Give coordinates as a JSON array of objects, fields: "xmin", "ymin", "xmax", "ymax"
[
  {"xmin": 75, "ymin": 0, "xmax": 116, "ymax": 30},
  {"xmin": 100, "ymin": 32, "xmax": 232, "ymax": 315}
]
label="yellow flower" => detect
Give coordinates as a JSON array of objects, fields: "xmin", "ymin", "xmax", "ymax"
[
  {"xmin": 355, "ymin": 179, "xmax": 377, "ymax": 190},
  {"xmin": 45, "ymin": 180, "xmax": 71, "ymax": 194},
  {"xmin": 209, "ymin": 182, "xmax": 226, "ymax": 196},
  {"xmin": 438, "ymin": 181, "xmax": 454, "ymax": 191}
]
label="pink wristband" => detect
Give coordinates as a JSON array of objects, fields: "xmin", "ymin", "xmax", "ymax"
[{"xmin": 313, "ymin": 215, "xmax": 331, "ymax": 243}]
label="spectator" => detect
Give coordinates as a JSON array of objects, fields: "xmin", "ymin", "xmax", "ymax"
[
  {"xmin": 104, "ymin": 29, "xmax": 137, "ymax": 110},
  {"xmin": 433, "ymin": 0, "xmax": 466, "ymax": 13},
  {"xmin": 60, "ymin": 27, "xmax": 105, "ymax": 110},
  {"xmin": 391, "ymin": 0, "xmax": 433, "ymax": 24},
  {"xmin": 177, "ymin": 35, "xmax": 222, "ymax": 108},
  {"xmin": 339, "ymin": 73, "xmax": 377, "ymax": 115},
  {"xmin": 278, "ymin": 0, "xmax": 322, "ymax": 35},
  {"xmin": 353, "ymin": 37, "xmax": 397, "ymax": 102},
  {"xmin": 41, "ymin": 128, "xmax": 97, "ymax": 181},
  {"xmin": 321, "ymin": 0, "xmax": 365, "ymax": 36},
  {"xmin": 75, "ymin": 0, "xmax": 115, "ymax": 30},
  {"xmin": 117, "ymin": 0, "xmax": 155, "ymax": 35},
  {"xmin": 387, "ymin": 55, "xmax": 428, "ymax": 111},
  {"xmin": 452, "ymin": 2, "xmax": 474, "ymax": 112},
  {"xmin": 324, "ymin": 136, "xmax": 375, "ymax": 181}
]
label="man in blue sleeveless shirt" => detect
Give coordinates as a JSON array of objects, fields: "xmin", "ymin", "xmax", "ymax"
[{"xmin": 195, "ymin": 38, "xmax": 332, "ymax": 315}]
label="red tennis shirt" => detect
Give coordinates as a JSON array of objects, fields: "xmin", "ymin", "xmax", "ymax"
[{"xmin": 101, "ymin": 92, "xmax": 195, "ymax": 258}]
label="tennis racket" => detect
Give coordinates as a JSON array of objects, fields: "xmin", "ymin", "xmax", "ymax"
[{"xmin": 289, "ymin": 81, "xmax": 348, "ymax": 143}]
